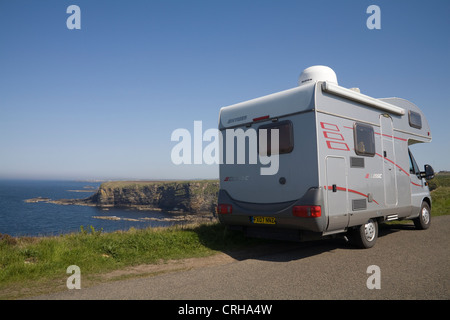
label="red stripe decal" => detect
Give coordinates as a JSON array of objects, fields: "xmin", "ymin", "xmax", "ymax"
[
  {"xmin": 375, "ymin": 154, "xmax": 421, "ymax": 187},
  {"xmin": 253, "ymin": 115, "xmax": 270, "ymax": 122},
  {"xmin": 326, "ymin": 186, "xmax": 379, "ymax": 205},
  {"xmin": 374, "ymin": 132, "xmax": 408, "ymax": 142},
  {"xmin": 320, "ymin": 122, "xmax": 340, "ymax": 131},
  {"xmin": 323, "ymin": 131, "xmax": 345, "ymax": 141},
  {"xmin": 326, "ymin": 140, "xmax": 350, "ymax": 151},
  {"xmin": 343, "ymin": 126, "xmax": 407, "ymax": 141},
  {"xmin": 375, "ymin": 153, "xmax": 410, "ymax": 177}
]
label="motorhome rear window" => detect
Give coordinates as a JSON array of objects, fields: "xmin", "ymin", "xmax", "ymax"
[
  {"xmin": 258, "ymin": 120, "xmax": 294, "ymax": 155},
  {"xmin": 408, "ymin": 110, "xmax": 422, "ymax": 129},
  {"xmin": 354, "ymin": 123, "xmax": 375, "ymax": 157}
]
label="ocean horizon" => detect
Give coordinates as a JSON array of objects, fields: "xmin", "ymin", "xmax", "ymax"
[{"xmin": 0, "ymin": 179, "xmax": 187, "ymax": 237}]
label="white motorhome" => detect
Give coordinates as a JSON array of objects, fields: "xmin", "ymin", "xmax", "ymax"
[{"xmin": 217, "ymin": 66, "xmax": 434, "ymax": 248}]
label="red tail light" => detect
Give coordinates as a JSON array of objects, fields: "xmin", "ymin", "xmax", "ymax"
[
  {"xmin": 217, "ymin": 204, "xmax": 232, "ymax": 214},
  {"xmin": 292, "ymin": 205, "xmax": 321, "ymax": 218}
]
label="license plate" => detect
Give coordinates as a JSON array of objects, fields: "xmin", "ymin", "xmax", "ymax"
[{"xmin": 252, "ymin": 216, "xmax": 276, "ymax": 224}]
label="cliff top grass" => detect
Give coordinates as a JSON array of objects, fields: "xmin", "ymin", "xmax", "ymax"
[{"xmin": 100, "ymin": 179, "xmax": 219, "ymax": 189}]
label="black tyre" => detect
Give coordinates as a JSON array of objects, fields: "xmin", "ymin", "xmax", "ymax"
[
  {"xmin": 413, "ymin": 202, "xmax": 431, "ymax": 230},
  {"xmin": 350, "ymin": 218, "xmax": 378, "ymax": 249}
]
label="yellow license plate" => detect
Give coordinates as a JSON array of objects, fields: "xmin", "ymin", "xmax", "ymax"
[{"xmin": 252, "ymin": 216, "xmax": 276, "ymax": 224}]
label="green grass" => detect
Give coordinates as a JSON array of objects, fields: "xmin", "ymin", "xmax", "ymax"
[
  {"xmin": 0, "ymin": 222, "xmax": 263, "ymax": 299},
  {"xmin": 428, "ymin": 171, "xmax": 450, "ymax": 191},
  {"xmin": 429, "ymin": 172, "xmax": 450, "ymax": 216},
  {"xmin": 431, "ymin": 186, "xmax": 450, "ymax": 216},
  {"xmin": 99, "ymin": 179, "xmax": 218, "ymax": 190}
]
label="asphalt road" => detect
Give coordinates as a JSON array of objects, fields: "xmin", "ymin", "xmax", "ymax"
[{"xmin": 35, "ymin": 216, "xmax": 450, "ymax": 300}]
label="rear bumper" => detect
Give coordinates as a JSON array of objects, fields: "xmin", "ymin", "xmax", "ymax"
[{"xmin": 217, "ymin": 188, "xmax": 326, "ymax": 233}]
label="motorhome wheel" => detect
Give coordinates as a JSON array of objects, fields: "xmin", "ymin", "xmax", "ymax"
[
  {"xmin": 413, "ymin": 202, "xmax": 431, "ymax": 230},
  {"xmin": 351, "ymin": 218, "xmax": 378, "ymax": 249}
]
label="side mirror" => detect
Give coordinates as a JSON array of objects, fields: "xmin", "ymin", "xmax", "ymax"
[{"xmin": 421, "ymin": 164, "xmax": 435, "ymax": 180}]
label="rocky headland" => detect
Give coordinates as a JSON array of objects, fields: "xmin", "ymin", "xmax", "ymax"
[{"xmin": 27, "ymin": 180, "xmax": 220, "ymax": 216}]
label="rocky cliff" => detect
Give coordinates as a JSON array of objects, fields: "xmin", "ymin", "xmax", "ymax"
[{"xmin": 86, "ymin": 180, "xmax": 219, "ymax": 214}]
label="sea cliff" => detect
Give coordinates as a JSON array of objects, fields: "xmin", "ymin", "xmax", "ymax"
[{"xmin": 42, "ymin": 180, "xmax": 220, "ymax": 215}]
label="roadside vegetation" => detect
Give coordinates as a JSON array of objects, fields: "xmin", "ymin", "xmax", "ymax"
[
  {"xmin": 0, "ymin": 222, "xmax": 264, "ymax": 299},
  {"xmin": 1, "ymin": 172, "xmax": 449, "ymax": 299},
  {"xmin": 428, "ymin": 171, "xmax": 450, "ymax": 216}
]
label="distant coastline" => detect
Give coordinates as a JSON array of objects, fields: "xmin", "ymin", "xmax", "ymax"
[{"xmin": 25, "ymin": 180, "xmax": 219, "ymax": 216}]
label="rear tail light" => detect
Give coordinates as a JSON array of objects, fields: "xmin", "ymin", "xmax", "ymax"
[
  {"xmin": 217, "ymin": 204, "xmax": 232, "ymax": 214},
  {"xmin": 292, "ymin": 205, "xmax": 321, "ymax": 218}
]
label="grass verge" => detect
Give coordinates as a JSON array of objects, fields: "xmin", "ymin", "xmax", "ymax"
[
  {"xmin": 429, "ymin": 172, "xmax": 450, "ymax": 216},
  {"xmin": 429, "ymin": 186, "xmax": 450, "ymax": 216},
  {"xmin": 0, "ymin": 222, "xmax": 264, "ymax": 299}
]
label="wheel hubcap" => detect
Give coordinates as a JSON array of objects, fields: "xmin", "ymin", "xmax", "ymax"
[
  {"xmin": 422, "ymin": 207, "xmax": 430, "ymax": 225},
  {"xmin": 364, "ymin": 220, "xmax": 376, "ymax": 242}
]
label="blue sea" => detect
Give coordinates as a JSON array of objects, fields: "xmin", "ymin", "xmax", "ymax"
[{"xmin": 0, "ymin": 180, "xmax": 186, "ymax": 237}]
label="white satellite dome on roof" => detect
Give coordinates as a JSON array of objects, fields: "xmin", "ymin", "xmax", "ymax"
[{"xmin": 298, "ymin": 65, "xmax": 338, "ymax": 86}]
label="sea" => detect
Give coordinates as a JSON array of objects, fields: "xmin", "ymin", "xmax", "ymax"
[{"xmin": 0, "ymin": 180, "xmax": 187, "ymax": 237}]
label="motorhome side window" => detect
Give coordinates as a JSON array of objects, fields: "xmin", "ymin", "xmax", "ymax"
[
  {"xmin": 258, "ymin": 120, "xmax": 294, "ymax": 156},
  {"xmin": 354, "ymin": 123, "xmax": 375, "ymax": 157},
  {"xmin": 409, "ymin": 110, "xmax": 422, "ymax": 129}
]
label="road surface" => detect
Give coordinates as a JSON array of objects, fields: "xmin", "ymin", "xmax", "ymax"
[{"xmin": 34, "ymin": 216, "xmax": 450, "ymax": 300}]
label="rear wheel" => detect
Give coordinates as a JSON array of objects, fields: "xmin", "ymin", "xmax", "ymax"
[
  {"xmin": 413, "ymin": 201, "xmax": 431, "ymax": 230},
  {"xmin": 350, "ymin": 218, "xmax": 378, "ymax": 249}
]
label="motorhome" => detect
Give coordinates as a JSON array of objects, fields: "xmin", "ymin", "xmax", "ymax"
[{"xmin": 217, "ymin": 66, "xmax": 434, "ymax": 248}]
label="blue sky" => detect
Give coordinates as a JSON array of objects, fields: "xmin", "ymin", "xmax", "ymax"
[{"xmin": 0, "ymin": 0, "xmax": 449, "ymax": 180}]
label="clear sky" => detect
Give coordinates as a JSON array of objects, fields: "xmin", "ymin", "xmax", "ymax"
[{"xmin": 0, "ymin": 0, "xmax": 449, "ymax": 180}]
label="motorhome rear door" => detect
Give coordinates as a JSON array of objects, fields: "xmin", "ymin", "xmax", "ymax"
[{"xmin": 325, "ymin": 156, "xmax": 349, "ymax": 230}]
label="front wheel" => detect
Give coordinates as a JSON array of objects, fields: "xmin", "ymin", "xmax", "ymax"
[
  {"xmin": 350, "ymin": 218, "xmax": 378, "ymax": 249},
  {"xmin": 413, "ymin": 202, "xmax": 431, "ymax": 230}
]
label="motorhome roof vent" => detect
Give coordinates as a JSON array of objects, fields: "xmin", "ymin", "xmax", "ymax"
[{"xmin": 298, "ymin": 65, "xmax": 338, "ymax": 87}]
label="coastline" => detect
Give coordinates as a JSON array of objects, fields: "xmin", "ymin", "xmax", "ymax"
[{"xmin": 23, "ymin": 179, "xmax": 220, "ymax": 216}]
